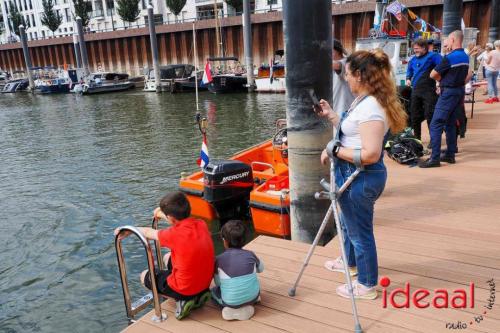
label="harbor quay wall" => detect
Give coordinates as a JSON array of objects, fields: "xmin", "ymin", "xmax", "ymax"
[{"xmin": 0, "ymin": 0, "xmax": 493, "ymax": 76}]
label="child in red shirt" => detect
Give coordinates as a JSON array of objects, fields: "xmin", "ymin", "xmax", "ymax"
[{"xmin": 116, "ymin": 192, "xmax": 215, "ymax": 319}]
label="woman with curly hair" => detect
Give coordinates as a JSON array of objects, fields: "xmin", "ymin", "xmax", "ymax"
[{"xmin": 318, "ymin": 49, "xmax": 407, "ymax": 300}]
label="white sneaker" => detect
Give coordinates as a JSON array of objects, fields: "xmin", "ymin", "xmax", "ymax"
[
  {"xmin": 336, "ymin": 280, "xmax": 378, "ymax": 300},
  {"xmin": 324, "ymin": 257, "xmax": 358, "ymax": 276},
  {"xmin": 222, "ymin": 305, "xmax": 255, "ymax": 321}
]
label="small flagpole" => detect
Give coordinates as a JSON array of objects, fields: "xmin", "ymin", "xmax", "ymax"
[{"xmin": 193, "ymin": 23, "xmax": 199, "ymax": 112}]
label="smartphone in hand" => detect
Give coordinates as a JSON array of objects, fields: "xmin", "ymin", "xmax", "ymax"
[{"xmin": 307, "ymin": 89, "xmax": 322, "ymax": 114}]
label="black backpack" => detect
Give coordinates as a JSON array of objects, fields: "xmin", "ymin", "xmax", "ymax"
[{"xmin": 385, "ymin": 128, "xmax": 424, "ymax": 164}]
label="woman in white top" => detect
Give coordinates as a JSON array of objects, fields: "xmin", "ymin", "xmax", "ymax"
[
  {"xmin": 317, "ymin": 49, "xmax": 407, "ymax": 299},
  {"xmin": 484, "ymin": 40, "xmax": 500, "ymax": 103}
]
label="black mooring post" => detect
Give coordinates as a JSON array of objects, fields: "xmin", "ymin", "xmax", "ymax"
[
  {"xmin": 284, "ymin": 0, "xmax": 334, "ymax": 244},
  {"xmin": 73, "ymin": 33, "xmax": 82, "ymax": 69},
  {"xmin": 489, "ymin": 0, "xmax": 499, "ymax": 42},
  {"xmin": 442, "ymin": 0, "xmax": 463, "ymax": 36},
  {"xmin": 243, "ymin": 0, "xmax": 255, "ymax": 91},
  {"xmin": 76, "ymin": 17, "xmax": 90, "ymax": 75},
  {"xmin": 19, "ymin": 25, "xmax": 35, "ymax": 91},
  {"xmin": 147, "ymin": 5, "xmax": 161, "ymax": 92}
]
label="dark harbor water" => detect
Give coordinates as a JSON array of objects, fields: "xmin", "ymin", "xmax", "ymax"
[{"xmin": 0, "ymin": 91, "xmax": 286, "ymax": 333}]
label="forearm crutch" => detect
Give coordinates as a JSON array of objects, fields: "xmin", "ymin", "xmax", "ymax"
[{"xmin": 288, "ymin": 152, "xmax": 363, "ymax": 333}]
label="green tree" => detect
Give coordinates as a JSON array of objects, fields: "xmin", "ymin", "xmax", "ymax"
[
  {"xmin": 224, "ymin": 0, "xmax": 242, "ymax": 13},
  {"xmin": 116, "ymin": 0, "xmax": 140, "ymax": 26},
  {"xmin": 166, "ymin": 0, "xmax": 186, "ymax": 21},
  {"xmin": 72, "ymin": 0, "xmax": 92, "ymax": 27},
  {"xmin": 8, "ymin": 2, "xmax": 27, "ymax": 36},
  {"xmin": 41, "ymin": 0, "xmax": 63, "ymax": 36}
]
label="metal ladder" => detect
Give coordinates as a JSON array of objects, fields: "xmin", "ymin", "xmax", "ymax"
[{"xmin": 115, "ymin": 223, "xmax": 168, "ymax": 323}]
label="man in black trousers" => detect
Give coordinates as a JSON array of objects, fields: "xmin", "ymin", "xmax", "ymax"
[{"xmin": 406, "ymin": 38, "xmax": 442, "ymax": 141}]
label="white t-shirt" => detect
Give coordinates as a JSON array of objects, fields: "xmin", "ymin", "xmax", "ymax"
[{"xmin": 340, "ymin": 96, "xmax": 388, "ymax": 149}]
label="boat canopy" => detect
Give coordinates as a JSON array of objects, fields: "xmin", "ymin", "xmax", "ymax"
[
  {"xmin": 91, "ymin": 72, "xmax": 129, "ymax": 80},
  {"xmin": 207, "ymin": 56, "xmax": 239, "ymax": 62},
  {"xmin": 147, "ymin": 64, "xmax": 195, "ymax": 80}
]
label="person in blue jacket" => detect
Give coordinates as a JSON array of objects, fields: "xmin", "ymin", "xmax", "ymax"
[
  {"xmin": 406, "ymin": 38, "xmax": 442, "ymax": 141},
  {"xmin": 419, "ymin": 30, "xmax": 472, "ymax": 168}
]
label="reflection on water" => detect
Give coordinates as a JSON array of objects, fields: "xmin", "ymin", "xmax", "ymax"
[{"xmin": 0, "ymin": 91, "xmax": 286, "ymax": 332}]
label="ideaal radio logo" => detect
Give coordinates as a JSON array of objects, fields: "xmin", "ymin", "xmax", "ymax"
[{"xmin": 379, "ymin": 277, "xmax": 496, "ymax": 330}]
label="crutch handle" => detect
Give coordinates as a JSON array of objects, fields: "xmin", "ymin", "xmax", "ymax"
[{"xmin": 320, "ymin": 178, "xmax": 330, "ymax": 191}]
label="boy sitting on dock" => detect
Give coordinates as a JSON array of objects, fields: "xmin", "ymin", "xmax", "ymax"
[
  {"xmin": 211, "ymin": 220, "xmax": 264, "ymax": 320},
  {"xmin": 116, "ymin": 192, "xmax": 215, "ymax": 319}
]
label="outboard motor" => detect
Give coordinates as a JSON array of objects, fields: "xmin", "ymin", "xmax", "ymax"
[{"xmin": 203, "ymin": 160, "xmax": 253, "ymax": 225}]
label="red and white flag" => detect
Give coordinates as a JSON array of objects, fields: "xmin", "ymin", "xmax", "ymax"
[
  {"xmin": 197, "ymin": 134, "xmax": 210, "ymax": 168},
  {"xmin": 202, "ymin": 60, "xmax": 213, "ymax": 84}
]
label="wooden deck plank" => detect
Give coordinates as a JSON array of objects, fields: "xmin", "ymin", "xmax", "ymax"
[
  {"xmin": 252, "ymin": 250, "xmax": 500, "ymax": 332},
  {"xmin": 250, "ymin": 238, "xmax": 498, "ymax": 302},
  {"xmin": 133, "ymin": 302, "xmax": 229, "ymax": 333},
  {"xmin": 248, "ymin": 243, "xmax": 500, "ymax": 332},
  {"xmin": 122, "ymin": 321, "xmax": 174, "ymax": 333},
  {"xmin": 159, "ymin": 298, "xmax": 288, "ymax": 333},
  {"xmin": 249, "ymin": 240, "xmax": 499, "ymax": 289},
  {"xmin": 373, "ymin": 225, "xmax": 500, "ymax": 258}
]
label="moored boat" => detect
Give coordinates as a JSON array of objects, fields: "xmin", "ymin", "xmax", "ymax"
[
  {"xmin": 179, "ymin": 120, "xmax": 291, "ymax": 238},
  {"xmin": 144, "ymin": 64, "xmax": 206, "ymax": 93},
  {"xmin": 80, "ymin": 72, "xmax": 134, "ymax": 94},
  {"xmin": 0, "ymin": 69, "xmax": 10, "ymax": 90},
  {"xmin": 33, "ymin": 67, "xmax": 74, "ymax": 94},
  {"xmin": 255, "ymin": 50, "xmax": 286, "ymax": 93},
  {"xmin": 1, "ymin": 78, "xmax": 29, "ymax": 93},
  {"xmin": 206, "ymin": 57, "xmax": 248, "ymax": 94}
]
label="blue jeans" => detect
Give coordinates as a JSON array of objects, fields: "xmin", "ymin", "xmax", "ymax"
[
  {"xmin": 485, "ymin": 69, "xmax": 499, "ymax": 98},
  {"xmin": 334, "ymin": 157, "xmax": 387, "ymax": 287},
  {"xmin": 430, "ymin": 87, "xmax": 464, "ymax": 161}
]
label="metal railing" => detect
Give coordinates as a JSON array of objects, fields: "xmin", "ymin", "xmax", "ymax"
[
  {"xmin": 115, "ymin": 225, "xmax": 167, "ymax": 323},
  {"xmin": 151, "ymin": 218, "xmax": 168, "ymax": 271}
]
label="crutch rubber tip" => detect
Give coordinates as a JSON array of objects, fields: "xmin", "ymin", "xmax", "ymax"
[
  {"xmin": 354, "ymin": 324, "xmax": 363, "ymax": 333},
  {"xmin": 288, "ymin": 288, "xmax": 296, "ymax": 297}
]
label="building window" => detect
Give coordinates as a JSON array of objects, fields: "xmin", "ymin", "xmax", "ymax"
[
  {"xmin": 65, "ymin": 8, "xmax": 70, "ymax": 21},
  {"xmin": 31, "ymin": 14, "xmax": 35, "ymax": 26},
  {"xmin": 42, "ymin": 30, "xmax": 45, "ymax": 37},
  {"xmin": 23, "ymin": 0, "xmax": 27, "ymax": 11},
  {"xmin": 196, "ymin": 4, "xmax": 222, "ymax": 20},
  {"xmin": 34, "ymin": 31, "xmax": 37, "ymax": 38},
  {"xmin": 70, "ymin": 26, "xmax": 73, "ymax": 31}
]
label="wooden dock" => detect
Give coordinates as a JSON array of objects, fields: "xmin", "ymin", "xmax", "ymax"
[{"xmin": 123, "ymin": 96, "xmax": 500, "ymax": 333}]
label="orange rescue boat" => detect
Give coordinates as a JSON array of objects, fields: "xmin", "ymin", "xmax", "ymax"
[{"xmin": 179, "ymin": 120, "xmax": 291, "ymax": 237}]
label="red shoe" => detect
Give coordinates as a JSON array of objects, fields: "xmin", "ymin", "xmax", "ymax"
[
  {"xmin": 485, "ymin": 98, "xmax": 494, "ymax": 104},
  {"xmin": 493, "ymin": 97, "xmax": 499, "ymax": 103}
]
